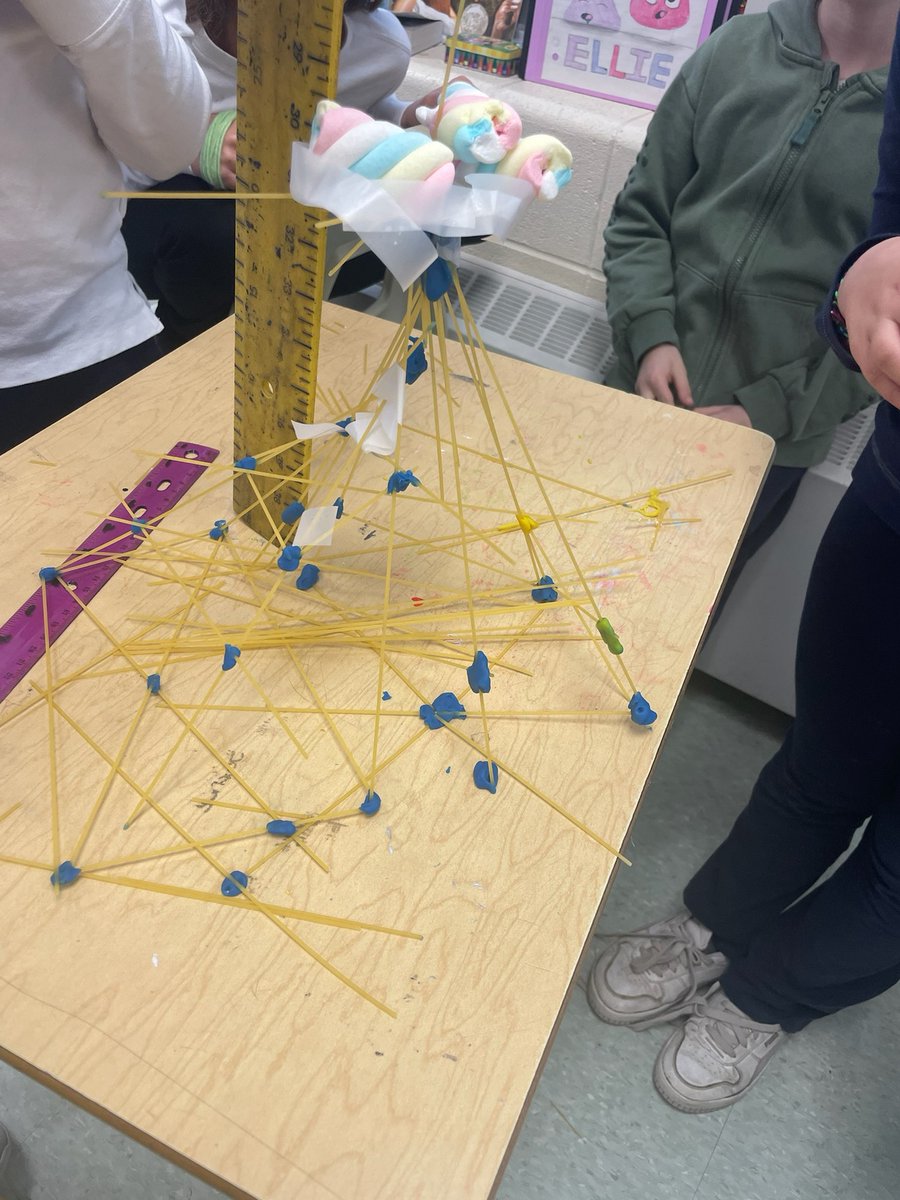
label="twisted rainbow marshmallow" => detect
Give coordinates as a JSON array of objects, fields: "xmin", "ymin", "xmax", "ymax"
[
  {"xmin": 310, "ymin": 100, "xmax": 456, "ymax": 204},
  {"xmin": 492, "ymin": 135, "xmax": 574, "ymax": 201},
  {"xmin": 415, "ymin": 80, "xmax": 523, "ymax": 166}
]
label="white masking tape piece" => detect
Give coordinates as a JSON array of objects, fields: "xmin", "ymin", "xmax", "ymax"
[
  {"xmin": 290, "ymin": 145, "xmax": 535, "ymax": 284},
  {"xmin": 291, "ymin": 420, "xmax": 343, "ymax": 441},
  {"xmin": 346, "ymin": 365, "xmax": 406, "ymax": 457},
  {"xmin": 293, "ymin": 505, "xmax": 339, "ymax": 548}
]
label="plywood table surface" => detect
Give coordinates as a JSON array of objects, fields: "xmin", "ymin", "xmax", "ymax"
[{"xmin": 0, "ymin": 312, "xmax": 772, "ymax": 1199}]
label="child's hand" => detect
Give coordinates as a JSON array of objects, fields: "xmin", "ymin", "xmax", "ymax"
[
  {"xmin": 218, "ymin": 118, "xmax": 237, "ymax": 190},
  {"xmin": 839, "ymin": 237, "xmax": 900, "ymax": 410},
  {"xmin": 693, "ymin": 403, "xmax": 753, "ymax": 427},
  {"xmin": 635, "ymin": 344, "xmax": 693, "ymax": 406}
]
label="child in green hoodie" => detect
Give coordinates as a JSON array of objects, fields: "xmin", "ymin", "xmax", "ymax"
[{"xmin": 603, "ymin": 0, "xmax": 897, "ymax": 580}]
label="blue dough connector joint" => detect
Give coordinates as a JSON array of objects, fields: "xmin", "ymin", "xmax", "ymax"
[
  {"xmin": 146, "ymin": 672, "xmax": 161, "ymax": 695},
  {"xmin": 406, "ymin": 337, "xmax": 428, "ymax": 385},
  {"xmin": 466, "ymin": 650, "xmax": 491, "ymax": 694},
  {"xmin": 335, "ymin": 417, "xmax": 353, "ymax": 437},
  {"xmin": 131, "ymin": 518, "xmax": 148, "ymax": 536},
  {"xmin": 359, "ymin": 790, "xmax": 382, "ymax": 815},
  {"xmin": 419, "ymin": 690, "xmax": 467, "ymax": 729},
  {"xmin": 628, "ymin": 692, "xmax": 657, "ymax": 726},
  {"xmin": 221, "ymin": 870, "xmax": 249, "ymax": 897},
  {"xmin": 382, "ymin": 690, "xmax": 391, "ymax": 701},
  {"xmin": 281, "ymin": 499, "xmax": 305, "ymax": 523},
  {"xmin": 209, "ymin": 518, "xmax": 228, "ymax": 540},
  {"xmin": 277, "ymin": 544, "xmax": 302, "ymax": 571},
  {"xmin": 222, "ymin": 643, "xmax": 241, "ymax": 671},
  {"xmin": 473, "ymin": 760, "xmax": 499, "ymax": 794},
  {"xmin": 50, "ymin": 860, "xmax": 81, "ymax": 888},
  {"xmin": 234, "ymin": 455, "xmax": 257, "ymax": 470},
  {"xmin": 423, "ymin": 257, "xmax": 452, "ymax": 301},
  {"xmin": 333, "ymin": 496, "xmax": 344, "ymax": 519},
  {"xmin": 38, "ymin": 566, "xmax": 60, "ymax": 582},
  {"xmin": 386, "ymin": 469, "xmax": 421, "ymax": 495},
  {"xmin": 296, "ymin": 563, "xmax": 320, "ymax": 591},
  {"xmin": 266, "ymin": 819, "xmax": 297, "ymax": 837},
  {"xmin": 531, "ymin": 575, "xmax": 558, "ymax": 604}
]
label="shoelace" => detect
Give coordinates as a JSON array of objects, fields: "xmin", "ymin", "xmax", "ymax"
[
  {"xmin": 621, "ymin": 932, "xmax": 724, "ymax": 1032},
  {"xmin": 692, "ymin": 994, "xmax": 781, "ymax": 1058}
]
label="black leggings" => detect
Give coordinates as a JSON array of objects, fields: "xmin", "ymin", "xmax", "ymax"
[
  {"xmin": 686, "ymin": 486, "xmax": 900, "ymax": 1031},
  {"xmin": 0, "ymin": 336, "xmax": 162, "ymax": 454},
  {"xmin": 121, "ymin": 174, "xmax": 235, "ymax": 351}
]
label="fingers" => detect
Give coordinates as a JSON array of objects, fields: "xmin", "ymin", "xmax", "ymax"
[
  {"xmin": 220, "ymin": 121, "xmax": 237, "ymax": 191},
  {"xmin": 671, "ymin": 355, "xmax": 693, "ymax": 407},
  {"xmin": 854, "ymin": 318, "xmax": 900, "ymax": 401},
  {"xmin": 636, "ymin": 375, "xmax": 675, "ymax": 404}
]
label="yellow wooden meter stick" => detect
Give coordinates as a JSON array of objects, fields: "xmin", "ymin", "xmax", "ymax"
[{"xmin": 233, "ymin": 1, "xmax": 342, "ymax": 535}]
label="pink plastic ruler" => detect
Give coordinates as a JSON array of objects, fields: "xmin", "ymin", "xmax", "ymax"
[{"xmin": 0, "ymin": 441, "xmax": 219, "ymax": 702}]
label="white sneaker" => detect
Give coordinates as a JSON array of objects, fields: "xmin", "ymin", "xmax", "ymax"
[
  {"xmin": 587, "ymin": 910, "xmax": 727, "ymax": 1027},
  {"xmin": 653, "ymin": 982, "xmax": 785, "ymax": 1113}
]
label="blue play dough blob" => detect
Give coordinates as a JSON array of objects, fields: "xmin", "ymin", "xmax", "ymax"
[
  {"xmin": 423, "ymin": 257, "xmax": 452, "ymax": 301},
  {"xmin": 277, "ymin": 544, "xmax": 301, "ymax": 571},
  {"xmin": 406, "ymin": 338, "xmax": 428, "ymax": 385},
  {"xmin": 473, "ymin": 761, "xmax": 499, "ymax": 794},
  {"xmin": 221, "ymin": 870, "xmax": 249, "ymax": 897},
  {"xmin": 628, "ymin": 692, "xmax": 658, "ymax": 726},
  {"xmin": 466, "ymin": 650, "xmax": 491, "ymax": 694},
  {"xmin": 420, "ymin": 691, "xmax": 467, "ymax": 729},
  {"xmin": 234, "ymin": 455, "xmax": 256, "ymax": 469},
  {"xmin": 531, "ymin": 575, "xmax": 558, "ymax": 603},
  {"xmin": 296, "ymin": 563, "xmax": 320, "ymax": 591},
  {"xmin": 222, "ymin": 643, "xmax": 241, "ymax": 671},
  {"xmin": 50, "ymin": 861, "xmax": 81, "ymax": 888},
  {"xmin": 281, "ymin": 500, "xmax": 304, "ymax": 523},
  {"xmin": 386, "ymin": 469, "xmax": 420, "ymax": 494},
  {"xmin": 335, "ymin": 417, "xmax": 353, "ymax": 437},
  {"xmin": 146, "ymin": 673, "xmax": 161, "ymax": 695},
  {"xmin": 333, "ymin": 496, "xmax": 344, "ymax": 519},
  {"xmin": 38, "ymin": 566, "xmax": 60, "ymax": 582},
  {"xmin": 266, "ymin": 819, "xmax": 297, "ymax": 837},
  {"xmin": 359, "ymin": 790, "xmax": 381, "ymax": 815}
]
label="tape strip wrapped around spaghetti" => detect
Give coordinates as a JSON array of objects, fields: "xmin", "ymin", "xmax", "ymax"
[{"xmin": 290, "ymin": 96, "xmax": 574, "ymax": 287}]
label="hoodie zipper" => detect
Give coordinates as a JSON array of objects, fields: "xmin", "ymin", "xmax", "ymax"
[{"xmin": 693, "ymin": 74, "xmax": 840, "ymax": 399}]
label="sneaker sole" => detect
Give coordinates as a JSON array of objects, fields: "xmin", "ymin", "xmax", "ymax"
[
  {"xmin": 586, "ymin": 965, "xmax": 687, "ymax": 1028},
  {"xmin": 652, "ymin": 1032, "xmax": 777, "ymax": 1114}
]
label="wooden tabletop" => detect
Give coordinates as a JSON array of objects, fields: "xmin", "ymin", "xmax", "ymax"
[{"xmin": 0, "ymin": 312, "xmax": 771, "ymax": 1199}]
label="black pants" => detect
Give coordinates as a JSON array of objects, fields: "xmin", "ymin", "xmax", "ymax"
[
  {"xmin": 714, "ymin": 463, "xmax": 806, "ymax": 616},
  {"xmin": 121, "ymin": 174, "xmax": 235, "ymax": 350},
  {"xmin": 685, "ymin": 486, "xmax": 900, "ymax": 1031},
  {"xmin": 0, "ymin": 336, "xmax": 162, "ymax": 454}
]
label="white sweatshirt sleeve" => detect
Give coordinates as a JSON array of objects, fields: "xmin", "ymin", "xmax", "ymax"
[{"xmin": 18, "ymin": 0, "xmax": 210, "ymax": 180}]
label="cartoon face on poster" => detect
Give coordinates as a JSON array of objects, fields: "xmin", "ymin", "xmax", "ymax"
[{"xmin": 525, "ymin": 0, "xmax": 719, "ymax": 110}]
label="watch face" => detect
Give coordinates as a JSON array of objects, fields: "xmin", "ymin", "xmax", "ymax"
[{"xmin": 460, "ymin": 3, "xmax": 490, "ymax": 34}]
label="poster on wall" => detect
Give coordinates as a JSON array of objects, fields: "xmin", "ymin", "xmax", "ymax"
[{"xmin": 523, "ymin": 0, "xmax": 721, "ymax": 110}]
